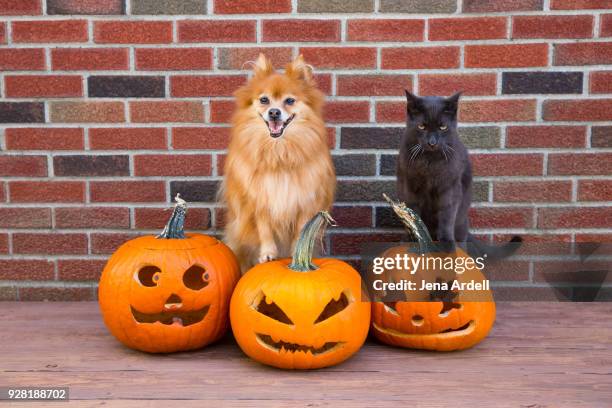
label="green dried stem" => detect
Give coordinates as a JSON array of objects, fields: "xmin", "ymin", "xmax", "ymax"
[
  {"xmin": 157, "ymin": 194, "xmax": 187, "ymax": 239},
  {"xmin": 288, "ymin": 211, "xmax": 336, "ymax": 272}
]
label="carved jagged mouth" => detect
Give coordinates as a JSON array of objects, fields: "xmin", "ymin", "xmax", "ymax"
[
  {"xmin": 256, "ymin": 333, "xmax": 342, "ymax": 355},
  {"xmin": 373, "ymin": 320, "xmax": 475, "ymax": 338},
  {"xmin": 263, "ymin": 114, "xmax": 295, "ymax": 138},
  {"xmin": 130, "ymin": 305, "xmax": 209, "ymax": 327}
]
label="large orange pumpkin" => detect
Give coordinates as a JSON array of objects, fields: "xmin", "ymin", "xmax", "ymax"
[
  {"xmin": 370, "ymin": 194, "xmax": 495, "ymax": 351},
  {"xmin": 99, "ymin": 194, "xmax": 240, "ymax": 353},
  {"xmin": 230, "ymin": 211, "xmax": 371, "ymax": 369}
]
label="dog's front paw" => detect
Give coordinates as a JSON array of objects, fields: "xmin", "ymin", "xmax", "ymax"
[{"xmin": 258, "ymin": 248, "xmax": 277, "ymax": 264}]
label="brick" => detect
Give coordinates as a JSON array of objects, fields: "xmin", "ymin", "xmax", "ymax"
[
  {"xmin": 0, "ymin": 156, "xmax": 47, "ymax": 177},
  {"xmin": 217, "ymin": 47, "xmax": 292, "ymax": 70},
  {"xmin": 88, "ymin": 76, "xmax": 165, "ymax": 98},
  {"xmin": 136, "ymin": 48, "xmax": 212, "ymax": 70},
  {"xmin": 20, "ymin": 287, "xmax": 94, "ymax": 302},
  {"xmin": 506, "ymin": 126, "xmax": 586, "ymax": 148},
  {"xmin": 460, "ymin": 99, "xmax": 536, "ymax": 122},
  {"xmin": 0, "ymin": 102, "xmax": 44, "ymax": 123},
  {"xmin": 429, "ymin": 17, "xmax": 507, "ymax": 41},
  {"xmin": 589, "ymin": 71, "xmax": 612, "ymax": 93},
  {"xmin": 91, "ymin": 233, "xmax": 139, "ymax": 254},
  {"xmin": 544, "ymin": 99, "xmax": 612, "ymax": 121},
  {"xmin": 0, "ymin": 233, "xmax": 7, "ymax": 253},
  {"xmin": 513, "ymin": 15, "xmax": 593, "ymax": 39},
  {"xmin": 53, "ymin": 155, "xmax": 129, "ymax": 177},
  {"xmin": 178, "ymin": 20, "xmax": 256, "ymax": 42},
  {"xmin": 134, "ymin": 207, "xmax": 211, "ymax": 229},
  {"xmin": 331, "ymin": 206, "xmax": 372, "ymax": 228},
  {"xmin": 548, "ymin": 153, "xmax": 612, "ymax": 175},
  {"xmin": 333, "ymin": 154, "xmax": 376, "ymax": 176},
  {"xmin": 172, "ymin": 127, "xmax": 230, "ymax": 149},
  {"xmin": 419, "ymin": 73, "xmax": 496, "ymax": 96},
  {"xmin": 5, "ymin": 128, "xmax": 83, "ymax": 150},
  {"xmin": 215, "ymin": 0, "xmax": 290, "ymax": 13},
  {"xmin": 555, "ymin": 42, "xmax": 612, "ymax": 65},
  {"xmin": 337, "ymin": 75, "xmax": 411, "ymax": 97},
  {"xmin": 130, "ymin": 101, "xmax": 204, "ymax": 123},
  {"xmin": 471, "ymin": 154, "xmax": 544, "ymax": 176},
  {"xmin": 50, "ymin": 101, "xmax": 124, "ymax": 123},
  {"xmin": 134, "ymin": 154, "xmax": 211, "ymax": 176},
  {"xmin": 0, "ymin": 0, "xmax": 41, "ymax": 15},
  {"xmin": 380, "ymin": 0, "xmax": 455, "ymax": 13},
  {"xmin": 592, "ymin": 126, "xmax": 612, "ymax": 147},
  {"xmin": 502, "ymin": 72, "xmax": 582, "ymax": 94},
  {"xmin": 324, "ymin": 101, "xmax": 369, "ymax": 123},
  {"xmin": 602, "ymin": 14, "xmax": 612, "ymax": 36},
  {"xmin": 578, "ymin": 180, "xmax": 612, "ymax": 201},
  {"xmin": 0, "ymin": 49, "xmax": 45, "ymax": 71},
  {"xmin": 533, "ymin": 260, "xmax": 612, "ymax": 284},
  {"xmin": 94, "ymin": 21, "xmax": 172, "ymax": 44},
  {"xmin": 465, "ymin": 44, "xmax": 548, "ymax": 68},
  {"xmin": 463, "ymin": 0, "xmax": 542, "ymax": 12},
  {"xmin": 314, "ymin": 74, "xmax": 332, "ymax": 95},
  {"xmin": 459, "ymin": 127, "xmax": 501, "ymax": 148},
  {"xmin": 90, "ymin": 181, "xmax": 166, "ymax": 202},
  {"xmin": 13, "ymin": 233, "xmax": 87, "ymax": 255},
  {"xmin": 382, "ymin": 47, "xmax": 460, "ymax": 69},
  {"xmin": 12, "ymin": 20, "xmax": 88, "ymax": 43},
  {"xmin": 55, "ymin": 207, "xmax": 129, "ymax": 228},
  {"xmin": 341, "ymin": 127, "xmax": 402, "ymax": 149},
  {"xmin": 347, "ymin": 19, "xmax": 423, "ymax": 42},
  {"xmin": 551, "ymin": 0, "xmax": 612, "ymax": 9},
  {"xmin": 575, "ymin": 233, "xmax": 612, "ymax": 242},
  {"xmin": 538, "ymin": 207, "xmax": 612, "ymax": 229},
  {"xmin": 494, "ymin": 181, "xmax": 572, "ymax": 203},
  {"xmin": 0, "ymin": 260, "xmax": 54, "ymax": 280},
  {"xmin": 0, "ymin": 22, "xmax": 5, "ymax": 43},
  {"xmin": 48, "ymin": 0, "xmax": 124, "ymax": 14},
  {"xmin": 375, "ymin": 101, "xmax": 405, "ymax": 123},
  {"xmin": 132, "ymin": 0, "xmax": 206, "ymax": 14},
  {"xmin": 470, "ymin": 207, "xmax": 534, "ymax": 229},
  {"xmin": 170, "ymin": 181, "xmax": 219, "ymax": 202},
  {"xmin": 263, "ymin": 20, "xmax": 340, "ymax": 42},
  {"xmin": 5, "ymin": 75, "xmax": 83, "ymax": 98},
  {"xmin": 90, "ymin": 128, "xmax": 167, "ymax": 150},
  {"xmin": 58, "ymin": 259, "xmax": 106, "ymax": 281},
  {"xmin": 171, "ymin": 75, "xmax": 247, "ymax": 97},
  {"xmin": 331, "ymin": 232, "xmax": 402, "ymax": 256},
  {"xmin": 52, "ymin": 48, "xmax": 128, "ymax": 70},
  {"xmin": 10, "ymin": 181, "xmax": 84, "ymax": 203},
  {"xmin": 209, "ymin": 100, "xmax": 234, "ymax": 124},
  {"xmin": 300, "ymin": 47, "xmax": 377, "ymax": 69},
  {"xmin": 0, "ymin": 208, "xmax": 50, "ymax": 228},
  {"xmin": 298, "ymin": 0, "xmax": 373, "ymax": 12},
  {"xmin": 336, "ymin": 180, "xmax": 396, "ymax": 202}
]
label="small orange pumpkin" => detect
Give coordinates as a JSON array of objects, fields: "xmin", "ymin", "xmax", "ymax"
[
  {"xmin": 99, "ymin": 195, "xmax": 240, "ymax": 353},
  {"xmin": 370, "ymin": 195, "xmax": 495, "ymax": 351},
  {"xmin": 230, "ymin": 212, "xmax": 371, "ymax": 369}
]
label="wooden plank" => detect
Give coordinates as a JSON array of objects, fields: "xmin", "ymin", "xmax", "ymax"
[{"xmin": 0, "ymin": 302, "xmax": 610, "ymax": 407}]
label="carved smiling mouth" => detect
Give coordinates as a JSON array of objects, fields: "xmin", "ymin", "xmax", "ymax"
[
  {"xmin": 373, "ymin": 320, "xmax": 475, "ymax": 338},
  {"xmin": 131, "ymin": 305, "xmax": 210, "ymax": 327},
  {"xmin": 256, "ymin": 333, "xmax": 343, "ymax": 355},
  {"xmin": 262, "ymin": 114, "xmax": 295, "ymax": 138}
]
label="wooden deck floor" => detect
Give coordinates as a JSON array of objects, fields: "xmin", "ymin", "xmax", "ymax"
[{"xmin": 0, "ymin": 302, "xmax": 610, "ymax": 407}]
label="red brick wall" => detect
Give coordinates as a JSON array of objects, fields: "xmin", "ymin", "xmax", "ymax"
[{"xmin": 0, "ymin": 0, "xmax": 611, "ymax": 300}]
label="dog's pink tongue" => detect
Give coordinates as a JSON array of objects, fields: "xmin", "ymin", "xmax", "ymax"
[{"xmin": 269, "ymin": 121, "xmax": 282, "ymax": 133}]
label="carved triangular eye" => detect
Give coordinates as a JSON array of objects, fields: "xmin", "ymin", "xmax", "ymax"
[
  {"xmin": 315, "ymin": 292, "xmax": 350, "ymax": 323},
  {"xmin": 256, "ymin": 296, "xmax": 293, "ymax": 325}
]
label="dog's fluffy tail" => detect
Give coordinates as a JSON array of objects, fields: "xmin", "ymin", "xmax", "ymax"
[{"xmin": 466, "ymin": 233, "xmax": 522, "ymax": 259}]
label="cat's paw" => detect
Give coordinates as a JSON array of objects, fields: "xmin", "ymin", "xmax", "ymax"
[{"xmin": 258, "ymin": 245, "xmax": 278, "ymax": 264}]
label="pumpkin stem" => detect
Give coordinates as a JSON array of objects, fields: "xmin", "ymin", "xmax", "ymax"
[
  {"xmin": 383, "ymin": 193, "xmax": 435, "ymax": 253},
  {"xmin": 157, "ymin": 194, "xmax": 187, "ymax": 239},
  {"xmin": 288, "ymin": 211, "xmax": 336, "ymax": 272}
]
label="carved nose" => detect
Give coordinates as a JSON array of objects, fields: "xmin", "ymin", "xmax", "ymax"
[
  {"xmin": 164, "ymin": 294, "xmax": 182, "ymax": 309},
  {"xmin": 268, "ymin": 108, "xmax": 281, "ymax": 120}
]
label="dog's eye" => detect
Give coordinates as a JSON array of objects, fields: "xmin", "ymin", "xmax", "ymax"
[
  {"xmin": 439, "ymin": 124, "xmax": 448, "ymax": 131},
  {"xmin": 417, "ymin": 123, "xmax": 426, "ymax": 130},
  {"xmin": 259, "ymin": 96, "xmax": 269, "ymax": 105},
  {"xmin": 284, "ymin": 97, "xmax": 295, "ymax": 106}
]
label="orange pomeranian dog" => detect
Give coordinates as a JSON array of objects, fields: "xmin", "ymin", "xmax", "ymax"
[{"xmin": 221, "ymin": 54, "xmax": 335, "ymax": 272}]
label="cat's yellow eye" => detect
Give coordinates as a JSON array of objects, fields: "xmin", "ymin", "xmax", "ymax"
[
  {"xmin": 439, "ymin": 124, "xmax": 448, "ymax": 131},
  {"xmin": 417, "ymin": 123, "xmax": 426, "ymax": 130}
]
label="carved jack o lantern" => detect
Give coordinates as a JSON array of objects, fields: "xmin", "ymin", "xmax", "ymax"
[
  {"xmin": 370, "ymin": 195, "xmax": 495, "ymax": 352},
  {"xmin": 230, "ymin": 212, "xmax": 371, "ymax": 369},
  {"xmin": 99, "ymin": 195, "xmax": 240, "ymax": 353}
]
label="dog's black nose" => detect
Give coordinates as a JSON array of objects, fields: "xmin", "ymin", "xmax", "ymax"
[{"xmin": 268, "ymin": 109, "xmax": 281, "ymax": 120}]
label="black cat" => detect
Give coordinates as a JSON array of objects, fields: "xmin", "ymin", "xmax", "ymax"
[{"xmin": 396, "ymin": 91, "xmax": 521, "ymax": 257}]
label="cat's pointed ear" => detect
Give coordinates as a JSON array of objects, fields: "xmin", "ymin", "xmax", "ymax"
[
  {"xmin": 445, "ymin": 91, "xmax": 462, "ymax": 115},
  {"xmin": 405, "ymin": 90, "xmax": 421, "ymax": 117},
  {"xmin": 252, "ymin": 53, "xmax": 274, "ymax": 78},
  {"xmin": 286, "ymin": 54, "xmax": 314, "ymax": 84}
]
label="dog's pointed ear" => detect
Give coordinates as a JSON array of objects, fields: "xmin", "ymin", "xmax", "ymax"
[
  {"xmin": 405, "ymin": 90, "xmax": 421, "ymax": 117},
  {"xmin": 253, "ymin": 53, "xmax": 274, "ymax": 77},
  {"xmin": 286, "ymin": 54, "xmax": 314, "ymax": 84},
  {"xmin": 445, "ymin": 91, "xmax": 462, "ymax": 115}
]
